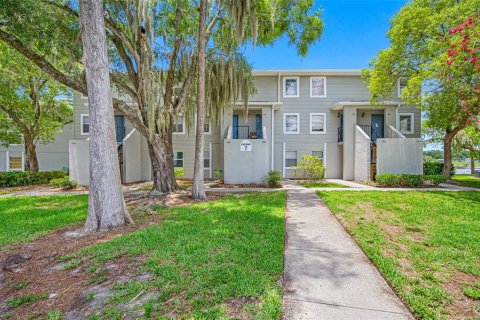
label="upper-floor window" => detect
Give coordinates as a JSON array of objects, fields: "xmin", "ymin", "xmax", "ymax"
[
  {"xmin": 173, "ymin": 151, "xmax": 184, "ymax": 167},
  {"xmin": 173, "ymin": 115, "xmax": 184, "ymax": 134},
  {"xmin": 81, "ymin": 114, "xmax": 89, "ymax": 135},
  {"xmin": 204, "ymin": 117, "xmax": 211, "ymax": 134},
  {"xmin": 310, "ymin": 113, "xmax": 326, "ymax": 134},
  {"xmin": 398, "ymin": 113, "xmax": 414, "ymax": 134},
  {"xmin": 310, "ymin": 77, "xmax": 327, "ymax": 98},
  {"xmin": 398, "ymin": 78, "xmax": 408, "ymax": 97},
  {"xmin": 283, "ymin": 77, "xmax": 299, "ymax": 98},
  {"xmin": 283, "ymin": 113, "xmax": 300, "ymax": 134}
]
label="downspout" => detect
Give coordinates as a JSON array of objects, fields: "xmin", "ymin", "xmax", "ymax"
[{"xmin": 271, "ymin": 71, "xmax": 281, "ymax": 171}]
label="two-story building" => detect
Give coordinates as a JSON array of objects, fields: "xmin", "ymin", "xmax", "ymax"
[{"xmin": 1, "ymin": 69, "xmax": 423, "ymax": 184}]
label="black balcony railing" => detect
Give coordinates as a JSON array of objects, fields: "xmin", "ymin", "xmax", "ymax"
[
  {"xmin": 338, "ymin": 126, "xmax": 343, "ymax": 142},
  {"xmin": 232, "ymin": 125, "xmax": 249, "ymax": 139},
  {"xmin": 358, "ymin": 125, "xmax": 383, "ymax": 142}
]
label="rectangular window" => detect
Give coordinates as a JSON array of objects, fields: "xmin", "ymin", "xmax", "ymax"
[
  {"xmin": 173, "ymin": 115, "xmax": 184, "ymax": 134},
  {"xmin": 310, "ymin": 113, "xmax": 326, "ymax": 134},
  {"xmin": 204, "ymin": 149, "xmax": 210, "ymax": 169},
  {"xmin": 312, "ymin": 151, "xmax": 323, "ymax": 160},
  {"xmin": 9, "ymin": 156, "xmax": 22, "ymax": 171},
  {"xmin": 80, "ymin": 114, "xmax": 89, "ymax": 135},
  {"xmin": 204, "ymin": 118, "xmax": 211, "ymax": 134},
  {"xmin": 398, "ymin": 78, "xmax": 407, "ymax": 97},
  {"xmin": 283, "ymin": 113, "xmax": 300, "ymax": 134},
  {"xmin": 173, "ymin": 151, "xmax": 184, "ymax": 168},
  {"xmin": 283, "ymin": 77, "xmax": 299, "ymax": 98},
  {"xmin": 398, "ymin": 113, "xmax": 414, "ymax": 134},
  {"xmin": 285, "ymin": 151, "xmax": 297, "ymax": 168},
  {"xmin": 310, "ymin": 77, "xmax": 326, "ymax": 97}
]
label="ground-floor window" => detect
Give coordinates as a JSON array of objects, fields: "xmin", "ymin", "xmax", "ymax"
[
  {"xmin": 6, "ymin": 152, "xmax": 23, "ymax": 171},
  {"xmin": 204, "ymin": 149, "xmax": 210, "ymax": 169},
  {"xmin": 173, "ymin": 151, "xmax": 184, "ymax": 167},
  {"xmin": 312, "ymin": 151, "xmax": 323, "ymax": 160},
  {"xmin": 285, "ymin": 151, "xmax": 297, "ymax": 168},
  {"xmin": 81, "ymin": 114, "xmax": 89, "ymax": 135}
]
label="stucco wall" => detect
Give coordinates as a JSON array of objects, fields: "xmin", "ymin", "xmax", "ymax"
[
  {"xmin": 69, "ymin": 140, "xmax": 90, "ymax": 186},
  {"xmin": 376, "ymin": 138, "xmax": 423, "ymax": 175},
  {"xmin": 324, "ymin": 143, "xmax": 343, "ymax": 179},
  {"xmin": 354, "ymin": 126, "xmax": 371, "ymax": 181},
  {"xmin": 223, "ymin": 139, "xmax": 270, "ymax": 184},
  {"xmin": 123, "ymin": 130, "xmax": 142, "ymax": 183}
]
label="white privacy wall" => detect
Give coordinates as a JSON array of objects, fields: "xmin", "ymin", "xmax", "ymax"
[
  {"xmin": 376, "ymin": 138, "xmax": 423, "ymax": 175},
  {"xmin": 69, "ymin": 140, "xmax": 90, "ymax": 186},
  {"xmin": 354, "ymin": 125, "xmax": 371, "ymax": 181}
]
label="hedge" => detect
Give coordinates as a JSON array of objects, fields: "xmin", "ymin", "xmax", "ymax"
[
  {"xmin": 0, "ymin": 171, "xmax": 68, "ymax": 188},
  {"xmin": 376, "ymin": 174, "xmax": 447, "ymax": 187},
  {"xmin": 423, "ymin": 161, "xmax": 455, "ymax": 175}
]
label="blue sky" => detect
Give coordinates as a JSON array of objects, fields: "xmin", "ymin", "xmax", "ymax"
[{"xmin": 245, "ymin": 0, "xmax": 408, "ymax": 70}]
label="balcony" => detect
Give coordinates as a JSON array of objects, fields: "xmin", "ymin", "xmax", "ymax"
[{"xmin": 227, "ymin": 125, "xmax": 267, "ymax": 140}]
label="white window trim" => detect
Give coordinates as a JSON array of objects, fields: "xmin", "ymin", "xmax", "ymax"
[
  {"xmin": 285, "ymin": 150, "xmax": 297, "ymax": 169},
  {"xmin": 203, "ymin": 147, "xmax": 211, "ymax": 170},
  {"xmin": 310, "ymin": 77, "xmax": 327, "ymax": 98},
  {"xmin": 398, "ymin": 113, "xmax": 414, "ymax": 134},
  {"xmin": 6, "ymin": 151, "xmax": 24, "ymax": 172},
  {"xmin": 283, "ymin": 113, "xmax": 300, "ymax": 134},
  {"xmin": 312, "ymin": 151, "xmax": 324, "ymax": 160},
  {"xmin": 173, "ymin": 116, "xmax": 185, "ymax": 135},
  {"xmin": 398, "ymin": 78, "xmax": 407, "ymax": 98},
  {"xmin": 309, "ymin": 113, "xmax": 326, "ymax": 135},
  {"xmin": 283, "ymin": 77, "xmax": 300, "ymax": 98},
  {"xmin": 173, "ymin": 151, "xmax": 184, "ymax": 167},
  {"xmin": 80, "ymin": 114, "xmax": 89, "ymax": 135}
]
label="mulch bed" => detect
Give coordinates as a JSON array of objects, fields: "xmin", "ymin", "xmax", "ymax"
[
  {"xmin": 209, "ymin": 183, "xmax": 278, "ymax": 189},
  {"xmin": 0, "ymin": 191, "xmax": 221, "ymax": 319}
]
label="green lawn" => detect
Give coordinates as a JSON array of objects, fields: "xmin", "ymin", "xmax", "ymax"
[
  {"xmin": 451, "ymin": 174, "xmax": 480, "ymax": 188},
  {"xmin": 317, "ymin": 191, "xmax": 480, "ymax": 320},
  {"xmin": 300, "ymin": 181, "xmax": 349, "ymax": 188},
  {"xmin": 63, "ymin": 192, "xmax": 286, "ymax": 319},
  {"xmin": 0, "ymin": 195, "xmax": 87, "ymax": 247}
]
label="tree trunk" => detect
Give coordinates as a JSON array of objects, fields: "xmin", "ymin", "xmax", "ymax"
[
  {"xmin": 470, "ymin": 151, "xmax": 476, "ymax": 175},
  {"xmin": 191, "ymin": 0, "xmax": 207, "ymax": 200},
  {"xmin": 23, "ymin": 136, "xmax": 39, "ymax": 172},
  {"xmin": 147, "ymin": 130, "xmax": 178, "ymax": 193},
  {"xmin": 442, "ymin": 128, "xmax": 461, "ymax": 177},
  {"xmin": 79, "ymin": 0, "xmax": 132, "ymax": 232}
]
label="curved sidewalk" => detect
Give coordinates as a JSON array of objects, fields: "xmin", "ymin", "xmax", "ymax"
[{"xmin": 283, "ymin": 190, "xmax": 414, "ymax": 320}]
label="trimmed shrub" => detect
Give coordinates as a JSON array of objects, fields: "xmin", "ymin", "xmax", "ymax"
[
  {"xmin": 49, "ymin": 178, "xmax": 79, "ymax": 190},
  {"xmin": 423, "ymin": 161, "xmax": 455, "ymax": 175},
  {"xmin": 214, "ymin": 169, "xmax": 223, "ymax": 179},
  {"xmin": 174, "ymin": 168, "xmax": 185, "ymax": 178},
  {"xmin": 0, "ymin": 171, "xmax": 67, "ymax": 188},
  {"xmin": 294, "ymin": 155, "xmax": 325, "ymax": 181},
  {"xmin": 264, "ymin": 170, "xmax": 282, "ymax": 187},
  {"xmin": 376, "ymin": 174, "xmax": 422, "ymax": 187},
  {"xmin": 423, "ymin": 175, "xmax": 448, "ymax": 186}
]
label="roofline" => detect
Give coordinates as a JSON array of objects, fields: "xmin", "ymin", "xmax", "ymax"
[
  {"xmin": 252, "ymin": 69, "xmax": 363, "ymax": 76},
  {"xmin": 330, "ymin": 101, "xmax": 400, "ymax": 111}
]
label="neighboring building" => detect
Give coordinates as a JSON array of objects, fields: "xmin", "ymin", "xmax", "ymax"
[
  {"xmin": 1, "ymin": 69, "xmax": 423, "ymax": 184},
  {"xmin": 70, "ymin": 69, "xmax": 423, "ymax": 184},
  {"xmin": 0, "ymin": 124, "xmax": 73, "ymax": 172}
]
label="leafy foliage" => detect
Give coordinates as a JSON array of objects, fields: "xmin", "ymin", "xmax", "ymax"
[
  {"xmin": 174, "ymin": 168, "xmax": 184, "ymax": 178},
  {"xmin": 0, "ymin": 170, "xmax": 67, "ymax": 187},
  {"xmin": 424, "ymin": 161, "xmax": 455, "ymax": 175},
  {"xmin": 49, "ymin": 177, "xmax": 78, "ymax": 190},
  {"xmin": 294, "ymin": 155, "xmax": 325, "ymax": 181},
  {"xmin": 264, "ymin": 170, "xmax": 282, "ymax": 187}
]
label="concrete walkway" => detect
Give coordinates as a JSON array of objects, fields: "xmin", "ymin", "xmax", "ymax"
[{"xmin": 283, "ymin": 190, "xmax": 414, "ymax": 320}]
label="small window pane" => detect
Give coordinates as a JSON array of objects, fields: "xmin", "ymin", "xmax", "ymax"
[
  {"xmin": 312, "ymin": 151, "xmax": 323, "ymax": 159},
  {"xmin": 82, "ymin": 115, "xmax": 89, "ymax": 134},
  {"xmin": 284, "ymin": 78, "xmax": 298, "ymax": 96},
  {"xmin": 173, "ymin": 152, "xmax": 184, "ymax": 168},
  {"xmin": 285, "ymin": 151, "xmax": 297, "ymax": 168},
  {"xmin": 204, "ymin": 122, "xmax": 210, "ymax": 133},
  {"xmin": 285, "ymin": 115, "xmax": 298, "ymax": 133},
  {"xmin": 9, "ymin": 157, "xmax": 22, "ymax": 170},
  {"xmin": 311, "ymin": 114, "xmax": 325, "ymax": 133},
  {"xmin": 173, "ymin": 116, "xmax": 184, "ymax": 133},
  {"xmin": 311, "ymin": 78, "xmax": 325, "ymax": 96},
  {"xmin": 204, "ymin": 150, "xmax": 210, "ymax": 168},
  {"xmin": 399, "ymin": 115, "xmax": 412, "ymax": 133}
]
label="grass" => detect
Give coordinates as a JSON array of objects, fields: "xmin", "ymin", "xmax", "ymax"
[
  {"xmin": 451, "ymin": 174, "xmax": 480, "ymax": 188},
  {"xmin": 317, "ymin": 191, "xmax": 480, "ymax": 320},
  {"xmin": 300, "ymin": 181, "xmax": 349, "ymax": 188},
  {"xmin": 67, "ymin": 192, "xmax": 286, "ymax": 319},
  {"xmin": 6, "ymin": 292, "xmax": 48, "ymax": 308},
  {"xmin": 0, "ymin": 195, "xmax": 87, "ymax": 247},
  {"xmin": 453, "ymin": 160, "xmax": 469, "ymax": 168}
]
